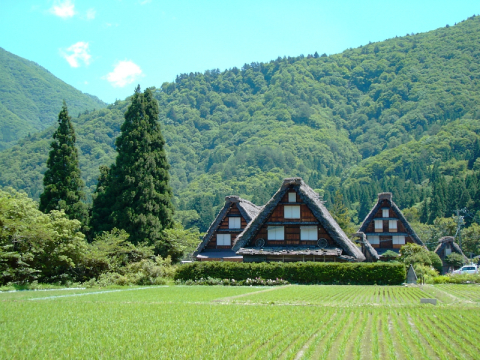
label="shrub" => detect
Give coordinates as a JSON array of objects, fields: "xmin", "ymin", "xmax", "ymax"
[
  {"xmin": 174, "ymin": 262, "xmax": 405, "ymax": 285},
  {"xmin": 174, "ymin": 277, "xmax": 289, "ymax": 286},
  {"xmin": 428, "ymin": 252, "xmax": 443, "ymax": 273},
  {"xmin": 445, "ymin": 253, "xmax": 465, "ymax": 269}
]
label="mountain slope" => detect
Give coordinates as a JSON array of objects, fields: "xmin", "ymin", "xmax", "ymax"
[
  {"xmin": 0, "ymin": 47, "xmax": 106, "ymax": 150},
  {"xmin": 1, "ymin": 16, "xmax": 480, "ymax": 231}
]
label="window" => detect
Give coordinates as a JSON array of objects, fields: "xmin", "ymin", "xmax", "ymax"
[
  {"xmin": 229, "ymin": 217, "xmax": 241, "ymax": 229},
  {"xmin": 374, "ymin": 220, "xmax": 383, "ymax": 232},
  {"xmin": 382, "ymin": 208, "xmax": 389, "ymax": 218},
  {"xmin": 268, "ymin": 226, "xmax": 284, "ymax": 240},
  {"xmin": 389, "ymin": 220, "xmax": 397, "ymax": 232},
  {"xmin": 445, "ymin": 244, "xmax": 452, "ymax": 256},
  {"xmin": 367, "ymin": 235, "xmax": 380, "ymax": 245},
  {"xmin": 301, "ymin": 226, "xmax": 318, "ymax": 240},
  {"xmin": 217, "ymin": 234, "xmax": 231, "ymax": 246},
  {"xmin": 284, "ymin": 205, "xmax": 300, "ymax": 219},
  {"xmin": 288, "ymin": 192, "xmax": 296, "ymax": 203},
  {"xmin": 392, "ymin": 235, "xmax": 405, "ymax": 245}
]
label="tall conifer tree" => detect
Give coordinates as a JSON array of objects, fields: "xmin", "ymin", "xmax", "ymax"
[
  {"xmin": 39, "ymin": 101, "xmax": 87, "ymax": 225},
  {"xmin": 91, "ymin": 86, "xmax": 174, "ymax": 254}
]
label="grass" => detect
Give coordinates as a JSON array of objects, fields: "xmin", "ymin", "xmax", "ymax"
[{"xmin": 1, "ymin": 285, "xmax": 480, "ymax": 359}]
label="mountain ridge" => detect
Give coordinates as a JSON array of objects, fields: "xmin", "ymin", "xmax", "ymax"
[
  {"xmin": 1, "ymin": 16, "xmax": 480, "ymax": 231},
  {"xmin": 0, "ymin": 46, "xmax": 106, "ymax": 150}
]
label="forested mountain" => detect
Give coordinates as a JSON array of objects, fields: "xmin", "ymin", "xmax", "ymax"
[
  {"xmin": 0, "ymin": 47, "xmax": 106, "ymax": 150},
  {"xmin": 1, "ymin": 16, "xmax": 480, "ymax": 232}
]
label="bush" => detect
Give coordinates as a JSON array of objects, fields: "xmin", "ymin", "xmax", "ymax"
[
  {"xmin": 174, "ymin": 262, "xmax": 406, "ymax": 285},
  {"xmin": 175, "ymin": 277, "xmax": 289, "ymax": 286},
  {"xmin": 427, "ymin": 273, "xmax": 480, "ymax": 284},
  {"xmin": 445, "ymin": 253, "xmax": 465, "ymax": 269},
  {"xmin": 83, "ymin": 256, "xmax": 175, "ymax": 287},
  {"xmin": 428, "ymin": 252, "xmax": 443, "ymax": 273}
]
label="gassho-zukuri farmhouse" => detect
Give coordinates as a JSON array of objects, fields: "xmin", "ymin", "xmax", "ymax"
[{"xmin": 194, "ymin": 177, "xmax": 430, "ymax": 263}]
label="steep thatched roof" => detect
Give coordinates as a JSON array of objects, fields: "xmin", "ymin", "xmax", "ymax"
[
  {"xmin": 233, "ymin": 177, "xmax": 365, "ymax": 261},
  {"xmin": 353, "ymin": 232, "xmax": 380, "ymax": 261},
  {"xmin": 434, "ymin": 236, "xmax": 468, "ymax": 261},
  {"xmin": 358, "ymin": 192, "xmax": 425, "ymax": 246},
  {"xmin": 194, "ymin": 196, "xmax": 262, "ymax": 256}
]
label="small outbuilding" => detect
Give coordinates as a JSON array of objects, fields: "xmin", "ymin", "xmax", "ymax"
[
  {"xmin": 434, "ymin": 236, "xmax": 468, "ymax": 274},
  {"xmin": 194, "ymin": 196, "xmax": 262, "ymax": 262},
  {"xmin": 232, "ymin": 177, "xmax": 365, "ymax": 262}
]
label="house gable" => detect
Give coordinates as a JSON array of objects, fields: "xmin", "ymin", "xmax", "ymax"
[
  {"xmin": 233, "ymin": 178, "xmax": 365, "ymax": 262},
  {"xmin": 358, "ymin": 193, "xmax": 424, "ymax": 255},
  {"xmin": 194, "ymin": 196, "xmax": 261, "ymax": 259}
]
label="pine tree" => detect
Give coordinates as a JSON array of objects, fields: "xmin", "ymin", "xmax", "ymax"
[
  {"xmin": 330, "ymin": 190, "xmax": 355, "ymax": 235},
  {"xmin": 39, "ymin": 101, "xmax": 87, "ymax": 225},
  {"xmin": 90, "ymin": 86, "xmax": 175, "ymax": 254},
  {"xmin": 357, "ymin": 189, "xmax": 371, "ymax": 222}
]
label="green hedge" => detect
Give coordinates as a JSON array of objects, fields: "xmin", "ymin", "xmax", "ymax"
[{"xmin": 175, "ymin": 262, "xmax": 406, "ymax": 285}]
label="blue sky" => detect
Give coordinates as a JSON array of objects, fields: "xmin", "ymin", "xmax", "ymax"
[{"xmin": 1, "ymin": 1, "xmax": 479, "ymax": 104}]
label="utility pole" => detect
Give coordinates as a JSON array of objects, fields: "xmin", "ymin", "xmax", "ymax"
[{"xmin": 454, "ymin": 209, "xmax": 465, "ymax": 249}]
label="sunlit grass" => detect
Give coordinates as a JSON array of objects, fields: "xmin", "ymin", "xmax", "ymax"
[{"xmin": 2, "ymin": 285, "xmax": 480, "ymax": 359}]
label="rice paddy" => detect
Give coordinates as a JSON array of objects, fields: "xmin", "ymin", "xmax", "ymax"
[{"xmin": 1, "ymin": 285, "xmax": 479, "ymax": 359}]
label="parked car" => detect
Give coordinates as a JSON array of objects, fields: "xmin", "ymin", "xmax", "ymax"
[{"xmin": 453, "ymin": 264, "xmax": 478, "ymax": 275}]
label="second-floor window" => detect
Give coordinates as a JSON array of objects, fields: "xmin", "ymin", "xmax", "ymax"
[
  {"xmin": 284, "ymin": 205, "xmax": 300, "ymax": 219},
  {"xmin": 217, "ymin": 234, "xmax": 231, "ymax": 246},
  {"xmin": 268, "ymin": 226, "xmax": 284, "ymax": 240},
  {"xmin": 229, "ymin": 217, "xmax": 241, "ymax": 229}
]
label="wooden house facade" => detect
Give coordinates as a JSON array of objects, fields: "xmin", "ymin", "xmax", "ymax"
[
  {"xmin": 194, "ymin": 196, "xmax": 262, "ymax": 262},
  {"xmin": 434, "ymin": 236, "xmax": 468, "ymax": 274},
  {"xmin": 233, "ymin": 178, "xmax": 365, "ymax": 262},
  {"xmin": 358, "ymin": 192, "xmax": 425, "ymax": 259}
]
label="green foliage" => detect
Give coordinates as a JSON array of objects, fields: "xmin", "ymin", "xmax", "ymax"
[
  {"xmin": 78, "ymin": 228, "xmax": 155, "ymax": 281},
  {"xmin": 176, "ymin": 277, "xmax": 289, "ymax": 286},
  {"xmin": 0, "ymin": 187, "xmax": 87, "ymax": 284},
  {"xmin": 91, "ymin": 87, "xmax": 175, "ymax": 252},
  {"xmin": 175, "ymin": 262, "xmax": 406, "ymax": 285},
  {"xmin": 162, "ymin": 222, "xmax": 203, "ymax": 262},
  {"xmin": 3, "ymin": 17, "xmax": 480, "ymax": 232},
  {"xmin": 0, "ymin": 47, "xmax": 105, "ymax": 151},
  {"xmin": 427, "ymin": 251, "xmax": 443, "ymax": 273},
  {"xmin": 39, "ymin": 102, "xmax": 88, "ymax": 227},
  {"xmin": 445, "ymin": 253, "xmax": 465, "ymax": 268},
  {"xmin": 381, "ymin": 250, "xmax": 399, "ymax": 261},
  {"xmin": 329, "ymin": 190, "xmax": 355, "ymax": 235}
]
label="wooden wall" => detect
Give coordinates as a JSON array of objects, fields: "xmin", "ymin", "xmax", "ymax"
[
  {"xmin": 251, "ymin": 188, "xmax": 334, "ymax": 247},
  {"xmin": 366, "ymin": 200, "xmax": 415, "ymax": 249},
  {"xmin": 206, "ymin": 203, "xmax": 247, "ymax": 249}
]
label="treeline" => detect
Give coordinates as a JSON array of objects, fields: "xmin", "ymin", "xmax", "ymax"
[{"xmin": 1, "ymin": 16, "xmax": 480, "ymax": 237}]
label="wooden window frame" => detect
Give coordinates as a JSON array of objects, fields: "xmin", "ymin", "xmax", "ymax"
[
  {"xmin": 217, "ymin": 234, "xmax": 231, "ymax": 246},
  {"xmin": 288, "ymin": 192, "xmax": 296, "ymax": 203},
  {"xmin": 229, "ymin": 217, "xmax": 241, "ymax": 229},
  {"xmin": 284, "ymin": 205, "xmax": 300, "ymax": 219},
  {"xmin": 300, "ymin": 226, "xmax": 318, "ymax": 241},
  {"xmin": 268, "ymin": 226, "xmax": 284, "ymax": 240}
]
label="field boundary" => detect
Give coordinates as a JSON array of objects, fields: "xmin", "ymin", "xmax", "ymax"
[
  {"xmin": 28, "ymin": 286, "xmax": 168, "ymax": 301},
  {"xmin": 212, "ymin": 285, "xmax": 289, "ymax": 302}
]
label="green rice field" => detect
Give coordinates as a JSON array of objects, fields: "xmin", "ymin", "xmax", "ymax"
[{"xmin": 1, "ymin": 285, "xmax": 480, "ymax": 359}]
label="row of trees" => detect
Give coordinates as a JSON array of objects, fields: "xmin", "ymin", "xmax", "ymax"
[{"xmin": 34, "ymin": 87, "xmax": 196, "ymax": 273}]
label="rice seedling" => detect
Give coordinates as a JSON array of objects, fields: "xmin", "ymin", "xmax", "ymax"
[{"xmin": 2, "ymin": 285, "xmax": 480, "ymax": 359}]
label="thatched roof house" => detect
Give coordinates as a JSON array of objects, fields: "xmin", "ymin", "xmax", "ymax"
[
  {"xmin": 233, "ymin": 178, "xmax": 365, "ymax": 262},
  {"xmin": 358, "ymin": 192, "xmax": 424, "ymax": 260},
  {"xmin": 434, "ymin": 236, "xmax": 468, "ymax": 274},
  {"xmin": 194, "ymin": 196, "xmax": 261, "ymax": 262}
]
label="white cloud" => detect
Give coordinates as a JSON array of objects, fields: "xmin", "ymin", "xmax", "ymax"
[
  {"xmin": 104, "ymin": 61, "xmax": 143, "ymax": 88},
  {"xmin": 139, "ymin": 0, "xmax": 152, "ymax": 4},
  {"xmin": 50, "ymin": 0, "xmax": 76, "ymax": 18},
  {"xmin": 86, "ymin": 8, "xmax": 96, "ymax": 20},
  {"xmin": 61, "ymin": 42, "xmax": 91, "ymax": 68}
]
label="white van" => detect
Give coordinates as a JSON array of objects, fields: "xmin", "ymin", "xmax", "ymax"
[{"xmin": 453, "ymin": 264, "xmax": 478, "ymax": 275}]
